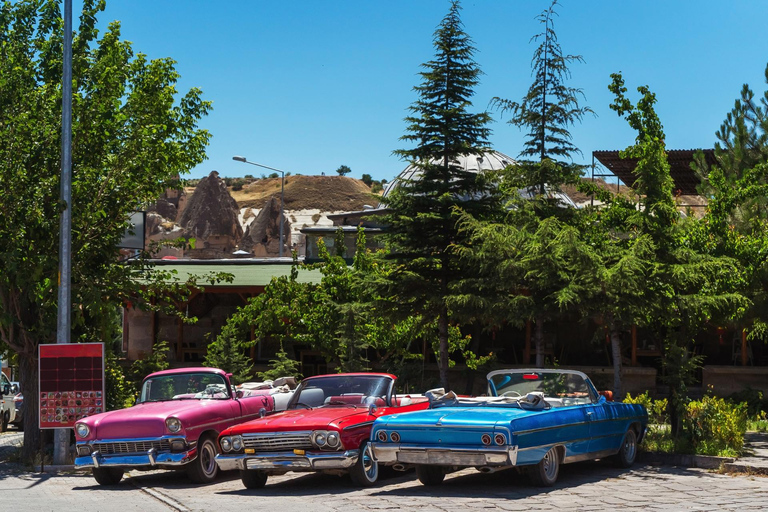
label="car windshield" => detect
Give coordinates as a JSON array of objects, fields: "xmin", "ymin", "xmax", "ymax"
[
  {"xmin": 488, "ymin": 371, "xmax": 595, "ymax": 405},
  {"xmin": 139, "ymin": 372, "xmax": 230, "ymax": 403},
  {"xmin": 288, "ymin": 375, "xmax": 392, "ymax": 409}
]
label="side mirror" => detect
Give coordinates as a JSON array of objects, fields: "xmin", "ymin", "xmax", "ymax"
[
  {"xmin": 259, "ymin": 407, "xmax": 267, "ymax": 418},
  {"xmin": 236, "ymin": 390, "xmax": 244, "ymax": 399},
  {"xmin": 368, "ymin": 404, "xmax": 377, "ymax": 415},
  {"xmin": 10, "ymin": 384, "xmax": 19, "ymax": 395}
]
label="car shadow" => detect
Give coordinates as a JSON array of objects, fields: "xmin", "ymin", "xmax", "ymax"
[
  {"xmin": 370, "ymin": 460, "xmax": 729, "ymax": 499},
  {"xmin": 215, "ymin": 467, "xmax": 415, "ymax": 497}
]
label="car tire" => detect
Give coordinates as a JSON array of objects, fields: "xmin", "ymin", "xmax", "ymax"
[
  {"xmin": 240, "ymin": 469, "xmax": 268, "ymax": 489},
  {"xmin": 92, "ymin": 467, "xmax": 124, "ymax": 486},
  {"xmin": 349, "ymin": 441, "xmax": 379, "ymax": 487},
  {"xmin": 416, "ymin": 464, "xmax": 445, "ymax": 486},
  {"xmin": 614, "ymin": 428, "xmax": 638, "ymax": 468},
  {"xmin": 186, "ymin": 436, "xmax": 219, "ymax": 484},
  {"xmin": 529, "ymin": 446, "xmax": 560, "ymax": 486}
]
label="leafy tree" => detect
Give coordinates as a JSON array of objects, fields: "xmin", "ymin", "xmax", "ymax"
[
  {"xmin": 380, "ymin": 0, "xmax": 498, "ymax": 389},
  {"xmin": 204, "ymin": 330, "xmax": 254, "ymax": 384},
  {"xmin": 128, "ymin": 340, "xmax": 170, "ymax": 386},
  {"xmin": 0, "ymin": 0, "xmax": 211, "ymax": 458},
  {"xmin": 258, "ymin": 348, "xmax": 302, "ymax": 382},
  {"xmin": 361, "ymin": 173, "xmax": 373, "ymax": 187},
  {"xmin": 691, "ymin": 65, "xmax": 768, "ymax": 340},
  {"xmin": 335, "ymin": 165, "xmax": 352, "ymax": 176},
  {"xmin": 609, "ymin": 74, "xmax": 747, "ymax": 432}
]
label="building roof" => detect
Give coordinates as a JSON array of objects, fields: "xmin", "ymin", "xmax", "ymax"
[
  {"xmin": 593, "ymin": 149, "xmax": 716, "ymax": 195},
  {"xmin": 146, "ymin": 260, "xmax": 323, "ymax": 287}
]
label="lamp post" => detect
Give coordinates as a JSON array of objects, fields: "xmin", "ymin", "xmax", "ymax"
[{"xmin": 232, "ymin": 156, "xmax": 286, "ymax": 257}]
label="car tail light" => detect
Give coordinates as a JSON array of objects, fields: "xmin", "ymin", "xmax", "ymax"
[
  {"xmin": 481, "ymin": 433, "xmax": 492, "ymax": 445},
  {"xmin": 390, "ymin": 431, "xmax": 400, "ymax": 443},
  {"xmin": 377, "ymin": 430, "xmax": 388, "ymax": 442},
  {"xmin": 494, "ymin": 433, "xmax": 506, "ymax": 445}
]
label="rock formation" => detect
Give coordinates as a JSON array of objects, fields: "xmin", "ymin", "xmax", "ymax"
[
  {"xmin": 177, "ymin": 171, "xmax": 243, "ymax": 257},
  {"xmin": 240, "ymin": 196, "xmax": 291, "ymax": 256}
]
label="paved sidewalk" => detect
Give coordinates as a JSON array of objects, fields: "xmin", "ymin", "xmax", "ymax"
[{"xmin": 727, "ymin": 431, "xmax": 768, "ymax": 474}]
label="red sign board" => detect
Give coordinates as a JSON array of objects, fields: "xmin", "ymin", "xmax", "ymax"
[{"xmin": 38, "ymin": 343, "xmax": 105, "ymax": 429}]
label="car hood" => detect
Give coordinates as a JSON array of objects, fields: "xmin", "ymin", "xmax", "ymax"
[
  {"xmin": 376, "ymin": 406, "xmax": 537, "ymax": 429},
  {"xmin": 80, "ymin": 400, "xmax": 219, "ymax": 440},
  {"xmin": 225, "ymin": 406, "xmax": 372, "ymax": 435}
]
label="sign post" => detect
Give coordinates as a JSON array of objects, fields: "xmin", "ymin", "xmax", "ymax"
[{"xmin": 38, "ymin": 344, "xmax": 105, "ymax": 430}]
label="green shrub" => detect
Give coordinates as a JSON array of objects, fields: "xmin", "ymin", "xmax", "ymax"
[
  {"xmin": 104, "ymin": 351, "xmax": 135, "ymax": 410},
  {"xmin": 204, "ymin": 332, "xmax": 254, "ymax": 384},
  {"xmin": 684, "ymin": 395, "xmax": 748, "ymax": 457},
  {"xmin": 727, "ymin": 387, "xmax": 768, "ymax": 417},
  {"xmin": 258, "ymin": 348, "xmax": 302, "ymax": 382},
  {"xmin": 128, "ymin": 340, "xmax": 170, "ymax": 387},
  {"xmin": 624, "ymin": 392, "xmax": 669, "ymax": 424}
]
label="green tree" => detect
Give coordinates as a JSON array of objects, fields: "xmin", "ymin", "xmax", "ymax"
[
  {"xmin": 380, "ymin": 0, "xmax": 497, "ymax": 389},
  {"xmin": 490, "ymin": 0, "xmax": 593, "ymax": 199},
  {"xmin": 0, "ymin": 0, "xmax": 211, "ymax": 458},
  {"xmin": 608, "ymin": 74, "xmax": 747, "ymax": 432},
  {"xmin": 691, "ymin": 65, "xmax": 768, "ymax": 340},
  {"xmin": 335, "ymin": 165, "xmax": 352, "ymax": 176},
  {"xmin": 361, "ymin": 173, "xmax": 373, "ymax": 187}
]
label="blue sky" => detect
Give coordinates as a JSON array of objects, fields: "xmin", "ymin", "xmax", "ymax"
[{"xmin": 94, "ymin": 1, "xmax": 768, "ymax": 183}]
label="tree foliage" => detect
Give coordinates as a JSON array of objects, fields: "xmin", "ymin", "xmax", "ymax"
[
  {"xmin": 381, "ymin": 0, "xmax": 498, "ymax": 389},
  {"xmin": 0, "ymin": 0, "xmax": 211, "ymax": 458}
]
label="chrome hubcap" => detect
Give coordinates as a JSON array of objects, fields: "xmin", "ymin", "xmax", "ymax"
[
  {"xmin": 362, "ymin": 444, "xmax": 377, "ymax": 481},
  {"xmin": 201, "ymin": 442, "xmax": 216, "ymax": 475},
  {"xmin": 623, "ymin": 433, "xmax": 637, "ymax": 461},
  {"xmin": 543, "ymin": 449, "xmax": 557, "ymax": 479}
]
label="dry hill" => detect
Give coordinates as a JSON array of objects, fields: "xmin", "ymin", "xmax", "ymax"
[{"xmin": 186, "ymin": 175, "xmax": 380, "ymax": 211}]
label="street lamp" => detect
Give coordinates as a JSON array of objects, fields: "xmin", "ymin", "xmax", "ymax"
[{"xmin": 232, "ymin": 156, "xmax": 286, "ymax": 258}]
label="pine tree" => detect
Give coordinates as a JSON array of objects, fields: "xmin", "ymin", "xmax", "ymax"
[
  {"xmin": 491, "ymin": 0, "xmax": 592, "ymax": 196},
  {"xmin": 381, "ymin": 1, "xmax": 498, "ymax": 389}
]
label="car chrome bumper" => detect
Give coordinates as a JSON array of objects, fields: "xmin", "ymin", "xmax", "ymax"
[
  {"xmin": 215, "ymin": 450, "xmax": 359, "ymax": 471},
  {"xmin": 370, "ymin": 443, "xmax": 518, "ymax": 467},
  {"xmin": 74, "ymin": 437, "xmax": 195, "ymax": 469}
]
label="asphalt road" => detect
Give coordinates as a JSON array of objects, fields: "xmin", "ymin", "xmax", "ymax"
[{"xmin": 0, "ymin": 438, "xmax": 766, "ymax": 512}]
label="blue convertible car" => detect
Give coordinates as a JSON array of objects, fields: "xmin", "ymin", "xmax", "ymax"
[{"xmin": 370, "ymin": 369, "xmax": 647, "ymax": 486}]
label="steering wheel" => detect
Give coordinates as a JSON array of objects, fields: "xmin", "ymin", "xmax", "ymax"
[{"xmin": 501, "ymin": 390, "xmax": 521, "ymax": 397}]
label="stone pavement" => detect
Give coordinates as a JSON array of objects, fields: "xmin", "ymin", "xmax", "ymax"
[
  {"xmin": 726, "ymin": 431, "xmax": 768, "ymax": 474},
  {"xmin": 1, "ymin": 430, "xmax": 767, "ymax": 511}
]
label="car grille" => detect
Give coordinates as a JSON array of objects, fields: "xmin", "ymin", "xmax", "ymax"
[
  {"xmin": 242, "ymin": 431, "xmax": 313, "ymax": 451},
  {"xmin": 92, "ymin": 439, "xmax": 171, "ymax": 455}
]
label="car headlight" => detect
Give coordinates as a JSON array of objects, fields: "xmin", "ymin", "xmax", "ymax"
[
  {"xmin": 315, "ymin": 432, "xmax": 327, "ymax": 447},
  {"xmin": 166, "ymin": 417, "xmax": 182, "ymax": 433},
  {"xmin": 75, "ymin": 423, "xmax": 90, "ymax": 438},
  {"xmin": 326, "ymin": 431, "xmax": 340, "ymax": 449},
  {"xmin": 231, "ymin": 435, "xmax": 243, "ymax": 451},
  {"xmin": 220, "ymin": 436, "xmax": 232, "ymax": 452}
]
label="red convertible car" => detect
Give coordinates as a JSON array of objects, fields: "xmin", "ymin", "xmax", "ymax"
[{"xmin": 215, "ymin": 372, "xmax": 428, "ymax": 488}]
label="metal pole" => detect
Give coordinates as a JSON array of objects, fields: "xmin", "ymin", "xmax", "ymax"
[
  {"xmin": 279, "ymin": 171, "xmax": 284, "ymax": 258},
  {"xmin": 54, "ymin": 0, "xmax": 73, "ymax": 466}
]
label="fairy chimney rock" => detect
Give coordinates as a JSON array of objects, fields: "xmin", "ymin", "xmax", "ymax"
[
  {"xmin": 178, "ymin": 171, "xmax": 243, "ymax": 256},
  {"xmin": 241, "ymin": 196, "xmax": 291, "ymax": 256}
]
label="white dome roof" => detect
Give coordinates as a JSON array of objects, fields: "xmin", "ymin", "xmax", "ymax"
[
  {"xmin": 380, "ymin": 149, "xmax": 577, "ymax": 209},
  {"xmin": 381, "ymin": 150, "xmax": 517, "ymax": 201}
]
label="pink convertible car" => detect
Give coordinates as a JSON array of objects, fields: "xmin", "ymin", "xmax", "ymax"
[{"xmin": 74, "ymin": 367, "xmax": 280, "ymax": 485}]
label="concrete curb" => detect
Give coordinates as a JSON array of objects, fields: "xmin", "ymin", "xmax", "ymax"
[
  {"xmin": 639, "ymin": 451, "xmax": 734, "ymax": 469},
  {"xmin": 32, "ymin": 464, "xmax": 78, "ymax": 473}
]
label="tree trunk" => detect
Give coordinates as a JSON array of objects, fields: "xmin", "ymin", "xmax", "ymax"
[
  {"xmin": 534, "ymin": 317, "xmax": 545, "ymax": 368},
  {"xmin": 437, "ymin": 306, "xmax": 450, "ymax": 391},
  {"xmin": 19, "ymin": 350, "xmax": 40, "ymax": 462},
  {"xmin": 610, "ymin": 327, "xmax": 623, "ymax": 399}
]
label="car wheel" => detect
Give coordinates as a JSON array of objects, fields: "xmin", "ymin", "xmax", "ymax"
[
  {"xmin": 186, "ymin": 436, "xmax": 219, "ymax": 484},
  {"xmin": 614, "ymin": 428, "xmax": 638, "ymax": 468},
  {"xmin": 92, "ymin": 467, "xmax": 124, "ymax": 486},
  {"xmin": 240, "ymin": 469, "xmax": 268, "ymax": 489},
  {"xmin": 416, "ymin": 464, "xmax": 445, "ymax": 486},
  {"xmin": 349, "ymin": 441, "xmax": 379, "ymax": 487},
  {"xmin": 529, "ymin": 446, "xmax": 559, "ymax": 486}
]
